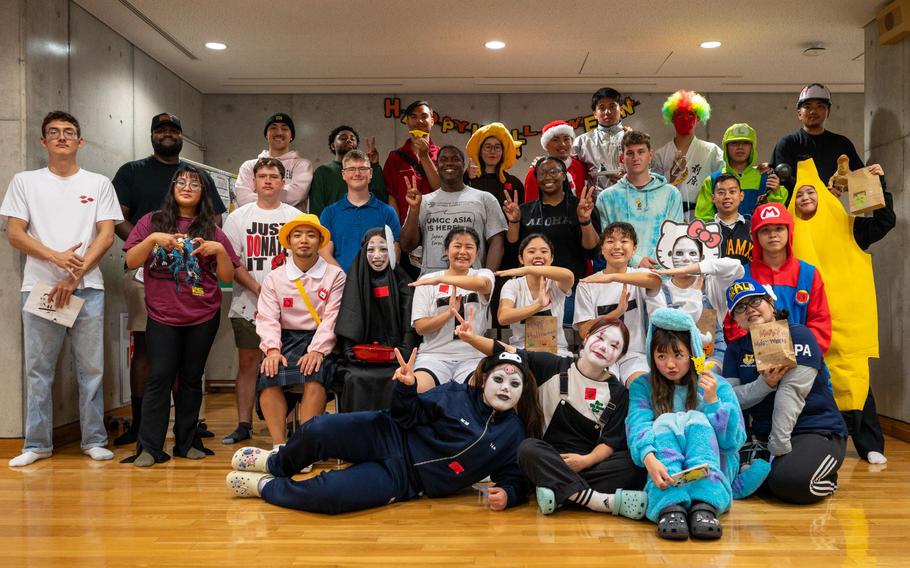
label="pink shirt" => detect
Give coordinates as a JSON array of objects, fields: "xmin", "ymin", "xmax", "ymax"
[
  {"xmin": 235, "ymin": 150, "xmax": 313, "ymax": 210},
  {"xmin": 256, "ymin": 256, "xmax": 346, "ymax": 355}
]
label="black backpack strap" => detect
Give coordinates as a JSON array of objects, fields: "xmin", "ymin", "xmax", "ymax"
[{"xmin": 395, "ymin": 149, "xmax": 427, "ymax": 179}]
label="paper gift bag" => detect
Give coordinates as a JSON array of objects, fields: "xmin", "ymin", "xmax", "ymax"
[
  {"xmin": 22, "ymin": 282, "xmax": 85, "ymax": 328},
  {"xmin": 525, "ymin": 315, "xmax": 558, "ymax": 353},
  {"xmin": 751, "ymin": 319, "xmax": 797, "ymax": 374},
  {"xmin": 846, "ymin": 167, "xmax": 886, "ymax": 215}
]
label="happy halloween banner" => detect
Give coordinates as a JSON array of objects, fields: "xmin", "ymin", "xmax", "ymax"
[{"xmin": 383, "ymin": 96, "xmax": 641, "ymax": 157}]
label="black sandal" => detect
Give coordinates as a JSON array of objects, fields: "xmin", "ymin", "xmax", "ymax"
[
  {"xmin": 689, "ymin": 502, "xmax": 723, "ymax": 540},
  {"xmin": 657, "ymin": 505, "xmax": 689, "ymax": 541}
]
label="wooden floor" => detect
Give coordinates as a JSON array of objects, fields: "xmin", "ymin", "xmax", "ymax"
[{"xmin": 2, "ymin": 394, "xmax": 908, "ymax": 567}]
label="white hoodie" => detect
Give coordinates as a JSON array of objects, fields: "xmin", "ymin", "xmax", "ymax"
[{"xmin": 235, "ymin": 149, "xmax": 313, "ymax": 210}]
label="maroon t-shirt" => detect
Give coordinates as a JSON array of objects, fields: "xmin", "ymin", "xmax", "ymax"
[{"xmin": 124, "ymin": 213, "xmax": 240, "ymax": 326}]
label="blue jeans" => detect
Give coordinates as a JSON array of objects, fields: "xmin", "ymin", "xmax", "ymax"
[{"xmin": 21, "ymin": 288, "xmax": 107, "ymax": 453}]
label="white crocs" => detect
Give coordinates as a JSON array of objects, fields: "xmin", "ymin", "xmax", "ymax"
[
  {"xmin": 226, "ymin": 471, "xmax": 273, "ymax": 498},
  {"xmin": 231, "ymin": 446, "xmax": 274, "ymax": 472}
]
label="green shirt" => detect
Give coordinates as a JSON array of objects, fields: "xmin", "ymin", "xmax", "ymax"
[{"xmin": 308, "ymin": 160, "xmax": 387, "ymax": 216}]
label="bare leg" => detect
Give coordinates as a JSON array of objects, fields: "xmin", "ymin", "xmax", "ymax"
[
  {"xmin": 299, "ymin": 382, "xmax": 328, "ymax": 425},
  {"xmin": 260, "ymin": 386, "xmax": 288, "ymax": 445},
  {"xmin": 236, "ymin": 348, "xmax": 260, "ymax": 424}
]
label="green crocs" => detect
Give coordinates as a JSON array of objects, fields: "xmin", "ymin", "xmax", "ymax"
[
  {"xmin": 535, "ymin": 487, "xmax": 558, "ymax": 515},
  {"xmin": 612, "ymin": 488, "xmax": 648, "ymax": 520}
]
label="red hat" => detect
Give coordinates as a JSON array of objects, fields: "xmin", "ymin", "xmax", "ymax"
[
  {"xmin": 750, "ymin": 203, "xmax": 793, "ymax": 263},
  {"xmin": 540, "ymin": 120, "xmax": 575, "ymax": 150}
]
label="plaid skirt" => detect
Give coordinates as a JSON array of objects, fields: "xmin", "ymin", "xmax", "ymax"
[{"xmin": 256, "ymin": 329, "xmax": 335, "ymax": 392}]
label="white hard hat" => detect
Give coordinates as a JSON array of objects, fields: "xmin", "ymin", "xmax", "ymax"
[{"xmin": 797, "ymin": 83, "xmax": 831, "ymax": 108}]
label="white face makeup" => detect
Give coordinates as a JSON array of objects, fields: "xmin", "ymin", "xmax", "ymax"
[
  {"xmin": 671, "ymin": 237, "xmax": 702, "ymax": 269},
  {"xmin": 365, "ymin": 235, "xmax": 390, "ymax": 272},
  {"xmin": 483, "ymin": 365, "xmax": 524, "ymax": 412},
  {"xmin": 580, "ymin": 325, "xmax": 625, "ymax": 369}
]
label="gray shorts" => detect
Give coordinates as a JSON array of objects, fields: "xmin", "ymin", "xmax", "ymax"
[
  {"xmin": 123, "ymin": 269, "xmax": 147, "ymax": 332},
  {"xmin": 414, "ymin": 354, "xmax": 482, "ymax": 386}
]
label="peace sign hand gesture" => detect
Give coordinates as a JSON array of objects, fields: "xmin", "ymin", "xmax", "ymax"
[
  {"xmin": 576, "ymin": 184, "xmax": 595, "ymax": 223},
  {"xmin": 404, "ymin": 175, "xmax": 422, "ymax": 209},
  {"xmin": 393, "ymin": 348, "xmax": 418, "ymax": 386},
  {"xmin": 365, "ymin": 136, "xmax": 379, "ymax": 164},
  {"xmin": 502, "ymin": 189, "xmax": 521, "ymax": 223},
  {"xmin": 453, "ymin": 306, "xmax": 476, "ymax": 339}
]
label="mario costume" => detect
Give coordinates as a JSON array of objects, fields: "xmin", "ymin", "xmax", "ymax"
[{"xmin": 725, "ymin": 202, "xmax": 831, "ymax": 351}]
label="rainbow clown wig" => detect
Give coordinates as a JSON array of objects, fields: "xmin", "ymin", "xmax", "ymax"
[{"xmin": 661, "ymin": 90, "xmax": 711, "ymax": 124}]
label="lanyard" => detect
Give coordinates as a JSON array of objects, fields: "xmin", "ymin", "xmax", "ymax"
[{"xmin": 293, "ymin": 279, "xmax": 321, "ymax": 325}]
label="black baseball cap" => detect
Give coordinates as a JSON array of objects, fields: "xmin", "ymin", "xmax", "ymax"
[{"xmin": 151, "ymin": 113, "xmax": 182, "ymax": 132}]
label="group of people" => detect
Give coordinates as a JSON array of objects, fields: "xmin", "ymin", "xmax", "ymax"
[{"xmin": 3, "ymin": 81, "xmax": 896, "ymax": 541}]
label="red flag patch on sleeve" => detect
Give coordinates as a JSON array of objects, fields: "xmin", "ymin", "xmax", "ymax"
[
  {"xmin": 283, "ymin": 297, "xmax": 294, "ymax": 308},
  {"xmin": 448, "ymin": 461, "xmax": 464, "ymax": 475}
]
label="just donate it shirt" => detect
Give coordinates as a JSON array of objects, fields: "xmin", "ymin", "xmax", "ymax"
[{"xmin": 222, "ymin": 202, "xmax": 301, "ymax": 321}]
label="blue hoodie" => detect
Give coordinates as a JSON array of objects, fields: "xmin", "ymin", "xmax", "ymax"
[
  {"xmin": 391, "ymin": 380, "xmax": 528, "ymax": 506},
  {"xmin": 595, "ymin": 172, "xmax": 683, "ymax": 267}
]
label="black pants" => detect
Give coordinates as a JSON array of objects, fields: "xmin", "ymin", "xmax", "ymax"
[
  {"xmin": 261, "ymin": 411, "xmax": 420, "ymax": 514},
  {"xmin": 517, "ymin": 438, "xmax": 646, "ymax": 505},
  {"xmin": 841, "ymin": 387, "xmax": 885, "ymax": 457},
  {"xmin": 766, "ymin": 433, "xmax": 846, "ymax": 505},
  {"xmin": 138, "ymin": 314, "xmax": 221, "ymax": 461}
]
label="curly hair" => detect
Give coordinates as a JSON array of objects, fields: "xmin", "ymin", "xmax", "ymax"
[{"xmin": 661, "ymin": 90, "xmax": 711, "ymax": 125}]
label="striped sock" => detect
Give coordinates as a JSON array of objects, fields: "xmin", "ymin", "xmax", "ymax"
[{"xmin": 568, "ymin": 488, "xmax": 614, "ymax": 512}]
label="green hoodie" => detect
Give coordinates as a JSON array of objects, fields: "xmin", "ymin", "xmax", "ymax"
[{"xmin": 694, "ymin": 123, "xmax": 788, "ymax": 221}]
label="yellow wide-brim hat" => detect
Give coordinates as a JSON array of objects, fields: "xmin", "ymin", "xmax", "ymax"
[{"xmin": 278, "ymin": 213, "xmax": 331, "ymax": 250}]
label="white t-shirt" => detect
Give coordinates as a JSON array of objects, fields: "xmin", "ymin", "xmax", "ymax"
[
  {"xmin": 414, "ymin": 185, "xmax": 507, "ymax": 274},
  {"xmin": 573, "ymin": 268, "xmax": 665, "ymax": 355},
  {"xmin": 222, "ymin": 202, "xmax": 301, "ymax": 321},
  {"xmin": 0, "ymin": 167, "xmax": 123, "ymax": 292},
  {"xmin": 539, "ymin": 365, "xmax": 612, "ymax": 434},
  {"xmin": 411, "ymin": 269, "xmax": 495, "ymax": 358},
  {"xmin": 659, "ymin": 257, "xmax": 744, "ymax": 327},
  {"xmin": 651, "ymin": 137, "xmax": 724, "ymax": 209},
  {"xmin": 500, "ymin": 276, "xmax": 570, "ymax": 357}
]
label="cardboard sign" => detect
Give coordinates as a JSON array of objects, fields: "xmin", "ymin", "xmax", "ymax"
[
  {"xmin": 846, "ymin": 167, "xmax": 886, "ymax": 215},
  {"xmin": 22, "ymin": 282, "xmax": 85, "ymax": 328},
  {"xmin": 525, "ymin": 315, "xmax": 558, "ymax": 353},
  {"xmin": 751, "ymin": 319, "xmax": 797, "ymax": 374}
]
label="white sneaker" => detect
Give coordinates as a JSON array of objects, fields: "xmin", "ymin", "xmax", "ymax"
[
  {"xmin": 226, "ymin": 471, "xmax": 273, "ymax": 498},
  {"xmin": 231, "ymin": 447, "xmax": 275, "ymax": 472},
  {"xmin": 9, "ymin": 451, "xmax": 52, "ymax": 467},
  {"xmin": 83, "ymin": 447, "xmax": 114, "ymax": 461},
  {"xmin": 867, "ymin": 451, "xmax": 888, "ymax": 465}
]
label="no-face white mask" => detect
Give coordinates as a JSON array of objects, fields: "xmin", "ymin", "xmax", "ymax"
[
  {"xmin": 365, "ymin": 235, "xmax": 390, "ymax": 272},
  {"xmin": 483, "ymin": 365, "xmax": 524, "ymax": 412},
  {"xmin": 671, "ymin": 237, "xmax": 702, "ymax": 269},
  {"xmin": 580, "ymin": 325, "xmax": 626, "ymax": 369}
]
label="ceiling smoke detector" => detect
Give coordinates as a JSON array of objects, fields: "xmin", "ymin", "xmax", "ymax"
[{"xmin": 803, "ymin": 44, "xmax": 826, "ymax": 57}]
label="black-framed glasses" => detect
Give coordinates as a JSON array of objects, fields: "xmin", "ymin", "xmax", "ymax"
[
  {"xmin": 732, "ymin": 296, "xmax": 766, "ymax": 314},
  {"xmin": 342, "ymin": 166, "xmax": 371, "ymax": 174},
  {"xmin": 45, "ymin": 128, "xmax": 79, "ymax": 140}
]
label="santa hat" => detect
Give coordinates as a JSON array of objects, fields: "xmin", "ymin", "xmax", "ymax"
[{"xmin": 539, "ymin": 120, "xmax": 575, "ymax": 150}]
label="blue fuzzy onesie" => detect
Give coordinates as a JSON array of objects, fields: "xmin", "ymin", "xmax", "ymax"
[{"xmin": 626, "ymin": 308, "xmax": 768, "ymax": 522}]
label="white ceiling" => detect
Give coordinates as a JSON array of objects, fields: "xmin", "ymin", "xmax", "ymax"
[{"xmin": 74, "ymin": 0, "xmax": 880, "ymax": 94}]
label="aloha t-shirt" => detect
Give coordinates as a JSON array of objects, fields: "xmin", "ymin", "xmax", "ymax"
[
  {"xmin": 573, "ymin": 268, "xmax": 664, "ymax": 355},
  {"xmin": 112, "ymin": 157, "xmax": 226, "ymax": 225},
  {"xmin": 222, "ymin": 202, "xmax": 300, "ymax": 321},
  {"xmin": 500, "ymin": 276, "xmax": 570, "ymax": 356},
  {"xmin": 123, "ymin": 213, "xmax": 240, "ymax": 327},
  {"xmin": 1, "ymin": 167, "xmax": 124, "ymax": 292},
  {"xmin": 411, "ymin": 269, "xmax": 494, "ymax": 358},
  {"xmin": 414, "ymin": 185, "xmax": 507, "ymax": 274}
]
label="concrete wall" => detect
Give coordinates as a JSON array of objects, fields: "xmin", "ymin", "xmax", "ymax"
[
  {"xmin": 0, "ymin": 1, "xmax": 208, "ymax": 437},
  {"xmin": 203, "ymin": 92, "xmax": 865, "ymax": 182},
  {"xmin": 864, "ymin": 22, "xmax": 909, "ymax": 422}
]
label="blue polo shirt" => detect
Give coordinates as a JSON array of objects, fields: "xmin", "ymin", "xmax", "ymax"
[{"xmin": 319, "ymin": 194, "xmax": 400, "ymax": 271}]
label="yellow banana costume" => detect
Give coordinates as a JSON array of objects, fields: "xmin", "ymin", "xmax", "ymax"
[
  {"xmin": 464, "ymin": 122, "xmax": 520, "ymax": 184},
  {"xmin": 788, "ymin": 159, "xmax": 878, "ymax": 411}
]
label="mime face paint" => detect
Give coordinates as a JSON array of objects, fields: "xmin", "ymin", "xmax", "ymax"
[
  {"xmin": 580, "ymin": 325, "xmax": 625, "ymax": 369},
  {"xmin": 365, "ymin": 235, "xmax": 390, "ymax": 272},
  {"xmin": 483, "ymin": 365, "xmax": 524, "ymax": 412}
]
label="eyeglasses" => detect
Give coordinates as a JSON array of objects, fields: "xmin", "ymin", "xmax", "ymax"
[
  {"xmin": 174, "ymin": 179, "xmax": 203, "ymax": 192},
  {"xmin": 45, "ymin": 128, "xmax": 79, "ymax": 140},
  {"xmin": 342, "ymin": 166, "xmax": 371, "ymax": 174},
  {"xmin": 538, "ymin": 168, "xmax": 564, "ymax": 178},
  {"xmin": 481, "ymin": 144, "xmax": 502, "ymax": 152},
  {"xmin": 732, "ymin": 296, "xmax": 766, "ymax": 314}
]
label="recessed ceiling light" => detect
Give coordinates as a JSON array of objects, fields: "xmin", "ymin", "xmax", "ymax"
[
  {"xmin": 700, "ymin": 41, "xmax": 721, "ymax": 49},
  {"xmin": 485, "ymin": 40, "xmax": 506, "ymax": 50},
  {"xmin": 205, "ymin": 42, "xmax": 227, "ymax": 50}
]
